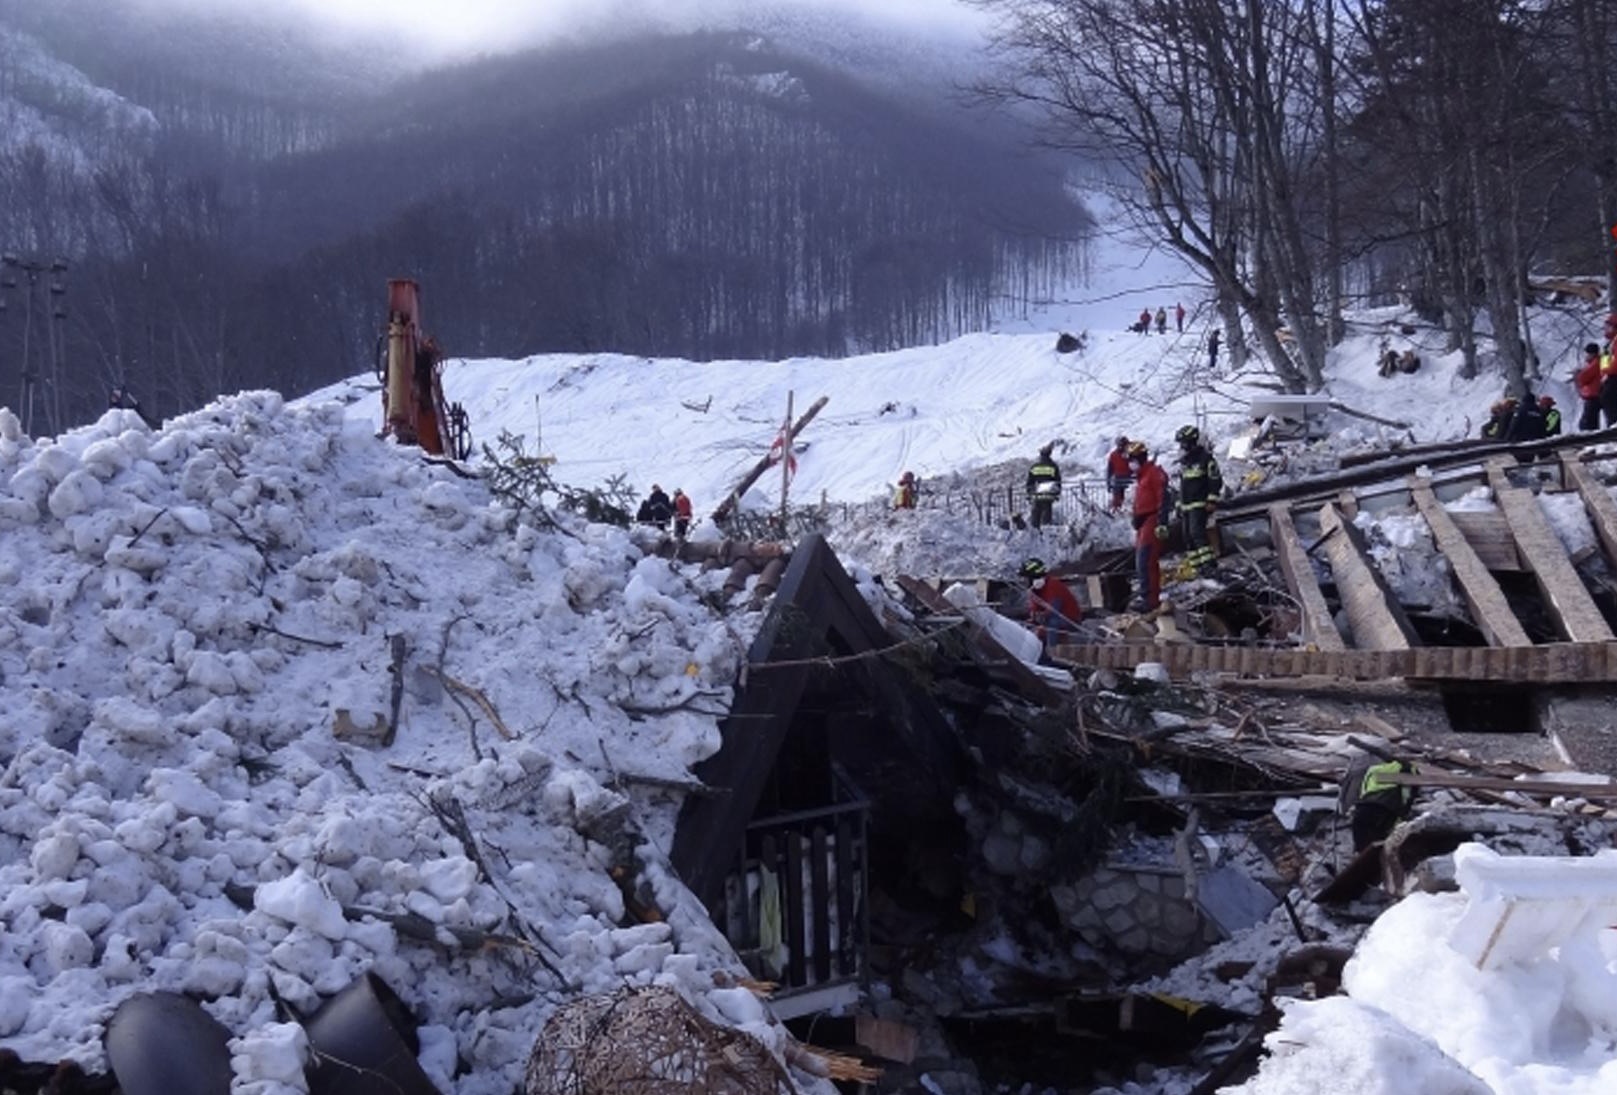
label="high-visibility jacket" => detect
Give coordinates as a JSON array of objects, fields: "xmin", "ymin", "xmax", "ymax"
[
  {"xmin": 1177, "ymin": 445, "xmax": 1223, "ymax": 510},
  {"xmin": 1360, "ymin": 760, "xmax": 1413, "ymax": 810},
  {"xmin": 1027, "ymin": 459, "xmax": 1062, "ymax": 498}
]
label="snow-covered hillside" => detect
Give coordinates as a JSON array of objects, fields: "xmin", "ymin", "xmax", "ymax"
[{"xmin": 0, "ymin": 27, "xmax": 157, "ymax": 172}]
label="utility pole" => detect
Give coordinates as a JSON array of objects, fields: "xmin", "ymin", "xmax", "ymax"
[{"xmin": 2, "ymin": 253, "xmax": 69, "ymax": 437}]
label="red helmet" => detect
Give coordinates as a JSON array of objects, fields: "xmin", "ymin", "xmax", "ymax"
[
  {"xmin": 1539, "ymin": 395, "xmax": 1555, "ymax": 408},
  {"xmin": 899, "ymin": 470, "xmax": 914, "ymax": 483}
]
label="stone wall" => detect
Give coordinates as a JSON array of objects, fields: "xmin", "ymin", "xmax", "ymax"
[{"xmin": 1052, "ymin": 864, "xmax": 1221, "ymax": 963}]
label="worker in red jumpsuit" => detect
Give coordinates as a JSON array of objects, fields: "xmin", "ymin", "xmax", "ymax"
[
  {"xmin": 1020, "ymin": 558, "xmax": 1082, "ymax": 651},
  {"xmin": 672, "ymin": 488, "xmax": 693, "ymax": 537},
  {"xmin": 1128, "ymin": 442, "xmax": 1172, "ymax": 612},
  {"xmin": 1105, "ymin": 435, "xmax": 1133, "ymax": 512},
  {"xmin": 1575, "ymin": 342, "xmax": 1603, "ymax": 432}
]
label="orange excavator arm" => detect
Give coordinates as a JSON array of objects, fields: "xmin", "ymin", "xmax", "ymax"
[{"xmin": 379, "ymin": 278, "xmax": 470, "ymax": 459}]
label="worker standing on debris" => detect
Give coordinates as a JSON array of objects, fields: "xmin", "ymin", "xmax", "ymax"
[
  {"xmin": 1128, "ymin": 443, "xmax": 1171, "ymax": 612},
  {"xmin": 1601, "ymin": 322, "xmax": 1617, "ymax": 428},
  {"xmin": 1026, "ymin": 444, "xmax": 1062, "ymax": 529},
  {"xmin": 893, "ymin": 471, "xmax": 918, "ymax": 510},
  {"xmin": 1105, "ymin": 436, "xmax": 1133, "ymax": 513},
  {"xmin": 672, "ymin": 488, "xmax": 693, "ymax": 537},
  {"xmin": 1174, "ymin": 425, "xmax": 1223, "ymax": 574},
  {"xmin": 1505, "ymin": 387, "xmax": 1548, "ymax": 442},
  {"xmin": 1020, "ymin": 558, "xmax": 1082, "ymax": 650},
  {"xmin": 1350, "ymin": 759, "xmax": 1416, "ymax": 850},
  {"xmin": 642, "ymin": 485, "xmax": 673, "ymax": 529},
  {"xmin": 1575, "ymin": 343, "xmax": 1603, "ymax": 431}
]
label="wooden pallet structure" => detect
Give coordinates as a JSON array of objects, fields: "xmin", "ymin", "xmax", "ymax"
[{"xmin": 1054, "ymin": 444, "xmax": 1617, "ymax": 683}]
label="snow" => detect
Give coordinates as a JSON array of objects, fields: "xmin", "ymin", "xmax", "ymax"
[
  {"xmin": 0, "ymin": 395, "xmax": 805, "ymax": 1093},
  {"xmin": 8, "ymin": 189, "xmax": 1617, "ymax": 1094}
]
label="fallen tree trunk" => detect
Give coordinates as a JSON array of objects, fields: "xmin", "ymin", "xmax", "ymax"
[{"xmin": 711, "ymin": 396, "xmax": 829, "ymax": 522}]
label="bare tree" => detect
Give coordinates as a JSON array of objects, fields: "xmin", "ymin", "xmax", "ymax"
[{"xmin": 973, "ymin": 0, "xmax": 1332, "ymax": 390}]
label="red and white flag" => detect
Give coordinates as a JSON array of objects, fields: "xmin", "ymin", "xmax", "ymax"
[{"xmin": 768, "ymin": 426, "xmax": 798, "ymax": 481}]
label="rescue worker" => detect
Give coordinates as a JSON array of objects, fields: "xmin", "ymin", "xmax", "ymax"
[
  {"xmin": 1539, "ymin": 396, "xmax": 1561, "ymax": 438},
  {"xmin": 1174, "ymin": 425, "xmax": 1223, "ymax": 574},
  {"xmin": 1575, "ymin": 342, "xmax": 1603, "ymax": 431},
  {"xmin": 672, "ymin": 488, "xmax": 693, "ymax": 537},
  {"xmin": 893, "ymin": 470, "xmax": 918, "ymax": 510},
  {"xmin": 1026, "ymin": 444, "xmax": 1062, "ymax": 529},
  {"xmin": 1602, "ymin": 334, "xmax": 1617, "ymax": 429},
  {"xmin": 1128, "ymin": 443, "xmax": 1172, "ymax": 612},
  {"xmin": 1154, "ymin": 306, "xmax": 1168, "ymax": 335},
  {"xmin": 1020, "ymin": 557, "xmax": 1082, "ymax": 651},
  {"xmin": 1481, "ymin": 398, "xmax": 1517, "ymax": 439},
  {"xmin": 1351, "ymin": 758, "xmax": 1415, "ymax": 850},
  {"xmin": 1505, "ymin": 387, "xmax": 1547, "ymax": 442},
  {"xmin": 1105, "ymin": 435, "xmax": 1133, "ymax": 513},
  {"xmin": 643, "ymin": 484, "xmax": 673, "ymax": 529}
]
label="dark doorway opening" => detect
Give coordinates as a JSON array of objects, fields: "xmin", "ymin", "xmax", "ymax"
[{"xmin": 1440, "ymin": 685, "xmax": 1537, "ymax": 734}]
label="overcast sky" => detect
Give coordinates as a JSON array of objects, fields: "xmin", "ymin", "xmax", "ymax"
[{"xmin": 185, "ymin": 0, "xmax": 992, "ymax": 57}]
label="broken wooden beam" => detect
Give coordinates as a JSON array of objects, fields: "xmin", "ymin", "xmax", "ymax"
[
  {"xmin": 1317, "ymin": 502, "xmax": 1417, "ymax": 649},
  {"xmin": 1379, "ymin": 771, "xmax": 1617, "ymax": 799},
  {"xmin": 1267, "ymin": 504, "xmax": 1345, "ymax": 651},
  {"xmin": 1047, "ymin": 640, "xmax": 1617, "ymax": 683},
  {"xmin": 711, "ymin": 395, "xmax": 829, "ymax": 521},
  {"xmin": 1448, "ymin": 510, "xmax": 1524, "ymax": 571},
  {"xmin": 1561, "ymin": 455, "xmax": 1617, "ymax": 577},
  {"xmin": 1487, "ymin": 458, "xmax": 1614, "ymax": 643},
  {"xmin": 1408, "ymin": 479, "xmax": 1530, "ymax": 647}
]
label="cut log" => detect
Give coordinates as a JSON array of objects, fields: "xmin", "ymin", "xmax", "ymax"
[
  {"xmin": 1409, "ymin": 480, "xmax": 1530, "ymax": 647},
  {"xmin": 1317, "ymin": 503, "xmax": 1416, "ymax": 649},
  {"xmin": 1267, "ymin": 505, "xmax": 1345, "ymax": 651},
  {"xmin": 1561, "ymin": 455, "xmax": 1617, "ymax": 575},
  {"xmin": 1487, "ymin": 459, "xmax": 1614, "ymax": 643}
]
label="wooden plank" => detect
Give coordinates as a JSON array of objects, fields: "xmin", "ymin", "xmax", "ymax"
[
  {"xmin": 1381, "ymin": 771, "xmax": 1617, "ymax": 799},
  {"xmin": 1047, "ymin": 640, "xmax": 1617, "ymax": 683},
  {"xmin": 1267, "ymin": 504, "xmax": 1347, "ymax": 651},
  {"xmin": 784, "ymin": 830, "xmax": 806, "ymax": 987},
  {"xmin": 1562, "ymin": 456, "xmax": 1617, "ymax": 575},
  {"xmin": 1408, "ymin": 480, "xmax": 1531, "ymax": 647},
  {"xmin": 1448, "ymin": 511, "xmax": 1525, "ymax": 571},
  {"xmin": 1317, "ymin": 502, "xmax": 1417, "ymax": 650},
  {"xmin": 1487, "ymin": 459, "xmax": 1615, "ymax": 643},
  {"xmin": 810, "ymin": 826, "xmax": 831, "ymax": 983}
]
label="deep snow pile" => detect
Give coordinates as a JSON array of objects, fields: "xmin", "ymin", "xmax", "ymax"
[{"xmin": 0, "ymin": 395, "xmax": 825, "ymax": 1093}]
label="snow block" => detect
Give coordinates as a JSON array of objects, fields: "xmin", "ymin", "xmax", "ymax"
[
  {"xmin": 941, "ymin": 582, "xmax": 1042, "ymax": 666},
  {"xmin": 1449, "ymin": 843, "xmax": 1617, "ymax": 970}
]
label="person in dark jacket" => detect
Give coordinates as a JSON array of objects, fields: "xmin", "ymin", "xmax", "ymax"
[
  {"xmin": 1575, "ymin": 343, "xmax": 1603, "ymax": 431},
  {"xmin": 643, "ymin": 484, "xmax": 673, "ymax": 529},
  {"xmin": 1539, "ymin": 396, "xmax": 1561, "ymax": 438},
  {"xmin": 1505, "ymin": 389, "xmax": 1547, "ymax": 442},
  {"xmin": 1481, "ymin": 398, "xmax": 1517, "ymax": 439},
  {"xmin": 1207, "ymin": 328, "xmax": 1221, "ymax": 370},
  {"xmin": 1174, "ymin": 425, "xmax": 1223, "ymax": 573},
  {"xmin": 1026, "ymin": 444, "xmax": 1062, "ymax": 529}
]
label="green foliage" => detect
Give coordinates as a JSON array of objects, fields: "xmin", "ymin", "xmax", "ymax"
[{"xmin": 480, "ymin": 429, "xmax": 635, "ymax": 528}]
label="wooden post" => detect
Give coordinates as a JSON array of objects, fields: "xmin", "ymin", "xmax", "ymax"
[
  {"xmin": 780, "ymin": 390, "xmax": 793, "ymax": 529},
  {"xmin": 1408, "ymin": 480, "xmax": 1530, "ymax": 647},
  {"xmin": 1488, "ymin": 458, "xmax": 1614, "ymax": 643}
]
